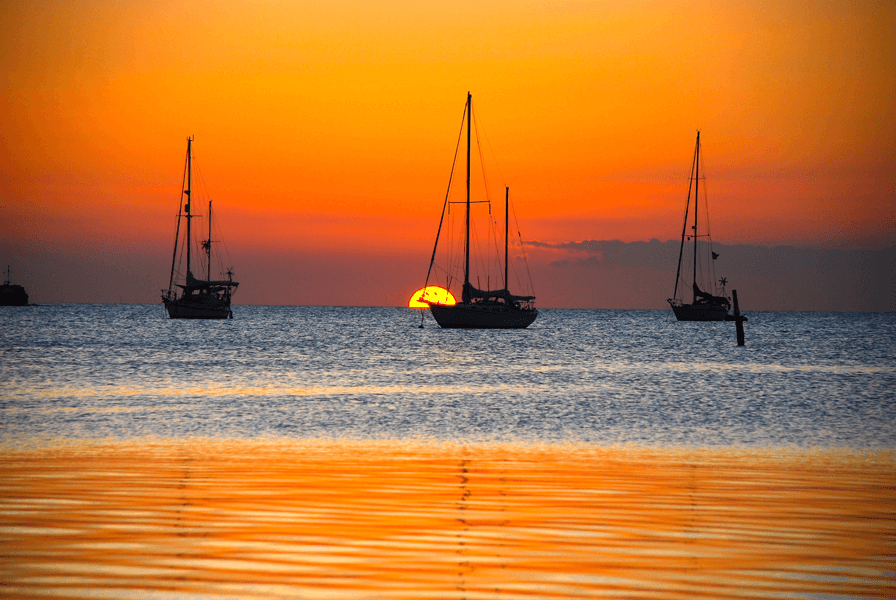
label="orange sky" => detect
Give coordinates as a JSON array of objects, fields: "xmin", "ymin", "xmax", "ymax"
[{"xmin": 1, "ymin": 0, "xmax": 894, "ymax": 305}]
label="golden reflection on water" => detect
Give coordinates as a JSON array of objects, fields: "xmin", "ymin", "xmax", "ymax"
[{"xmin": 1, "ymin": 440, "xmax": 893, "ymax": 599}]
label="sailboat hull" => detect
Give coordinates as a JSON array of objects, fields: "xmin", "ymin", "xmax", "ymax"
[
  {"xmin": 428, "ymin": 303, "xmax": 537, "ymax": 329},
  {"xmin": 669, "ymin": 302, "xmax": 729, "ymax": 322},
  {"xmin": 163, "ymin": 298, "xmax": 232, "ymax": 319},
  {"xmin": 1, "ymin": 285, "xmax": 29, "ymax": 306}
]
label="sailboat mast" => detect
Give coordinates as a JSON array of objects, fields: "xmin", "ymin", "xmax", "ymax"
[
  {"xmin": 692, "ymin": 131, "xmax": 700, "ymax": 302},
  {"xmin": 207, "ymin": 200, "xmax": 212, "ymax": 282},
  {"xmin": 505, "ymin": 187, "xmax": 509, "ymax": 289},
  {"xmin": 168, "ymin": 142, "xmax": 189, "ymax": 295},
  {"xmin": 464, "ymin": 92, "xmax": 471, "ymax": 296},
  {"xmin": 185, "ymin": 137, "xmax": 193, "ymax": 279},
  {"xmin": 672, "ymin": 134, "xmax": 698, "ymax": 303}
]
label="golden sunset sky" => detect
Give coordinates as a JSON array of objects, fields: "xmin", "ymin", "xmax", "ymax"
[{"xmin": 1, "ymin": 0, "xmax": 893, "ymax": 306}]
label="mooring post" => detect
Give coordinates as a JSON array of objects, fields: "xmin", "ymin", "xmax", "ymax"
[{"xmin": 732, "ymin": 289, "xmax": 746, "ymax": 346}]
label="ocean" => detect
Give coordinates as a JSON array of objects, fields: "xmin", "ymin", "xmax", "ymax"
[
  {"xmin": 1, "ymin": 304, "xmax": 894, "ymax": 598},
  {"xmin": 2, "ymin": 304, "xmax": 894, "ymax": 447}
]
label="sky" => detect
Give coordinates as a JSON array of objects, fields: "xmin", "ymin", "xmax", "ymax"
[{"xmin": 1, "ymin": 0, "xmax": 894, "ymax": 308}]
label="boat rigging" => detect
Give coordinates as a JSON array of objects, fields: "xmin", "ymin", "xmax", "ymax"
[
  {"xmin": 420, "ymin": 92, "xmax": 538, "ymax": 329},
  {"xmin": 668, "ymin": 131, "xmax": 732, "ymax": 321},
  {"xmin": 161, "ymin": 137, "xmax": 239, "ymax": 319}
]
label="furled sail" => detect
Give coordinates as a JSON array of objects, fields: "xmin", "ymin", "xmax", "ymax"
[
  {"xmin": 177, "ymin": 271, "xmax": 239, "ymax": 289},
  {"xmin": 462, "ymin": 282, "xmax": 535, "ymax": 303},
  {"xmin": 693, "ymin": 283, "xmax": 729, "ymax": 307}
]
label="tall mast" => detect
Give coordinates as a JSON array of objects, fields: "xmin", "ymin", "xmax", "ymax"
[
  {"xmin": 692, "ymin": 131, "xmax": 700, "ymax": 302},
  {"xmin": 185, "ymin": 136, "xmax": 193, "ymax": 279},
  {"xmin": 207, "ymin": 199, "xmax": 212, "ymax": 281},
  {"xmin": 505, "ymin": 187, "xmax": 509, "ymax": 289},
  {"xmin": 672, "ymin": 134, "xmax": 698, "ymax": 303},
  {"xmin": 464, "ymin": 92, "xmax": 471, "ymax": 298},
  {"xmin": 168, "ymin": 141, "xmax": 189, "ymax": 294}
]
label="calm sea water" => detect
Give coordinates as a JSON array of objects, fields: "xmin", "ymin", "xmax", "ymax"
[
  {"xmin": 2, "ymin": 304, "xmax": 895, "ymax": 599},
  {"xmin": 1, "ymin": 304, "xmax": 894, "ymax": 448}
]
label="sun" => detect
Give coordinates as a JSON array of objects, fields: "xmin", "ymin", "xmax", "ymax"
[{"xmin": 409, "ymin": 286, "xmax": 457, "ymax": 308}]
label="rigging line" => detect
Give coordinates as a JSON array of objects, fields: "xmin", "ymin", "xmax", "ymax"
[
  {"xmin": 190, "ymin": 162, "xmax": 207, "ymax": 275},
  {"xmin": 423, "ymin": 101, "xmax": 467, "ymax": 292},
  {"xmin": 694, "ymin": 139, "xmax": 716, "ymax": 294},
  {"xmin": 472, "ymin": 110, "xmax": 498, "ymax": 280},
  {"xmin": 216, "ymin": 216, "xmax": 235, "ymax": 280},
  {"xmin": 488, "ymin": 215, "xmax": 496, "ymax": 283},
  {"xmin": 501, "ymin": 190, "xmax": 520, "ymax": 290},
  {"xmin": 446, "ymin": 208, "xmax": 454, "ymax": 288},
  {"xmin": 470, "ymin": 219, "xmax": 489, "ymax": 288},
  {"xmin": 698, "ymin": 144, "xmax": 712, "ymax": 244},
  {"xmin": 697, "ymin": 145, "xmax": 719, "ymax": 293},
  {"xmin": 509, "ymin": 199, "xmax": 536, "ymax": 295},
  {"xmin": 444, "ymin": 216, "xmax": 457, "ymax": 291},
  {"xmin": 489, "ymin": 215, "xmax": 505, "ymax": 286},
  {"xmin": 472, "ymin": 109, "xmax": 503, "ymax": 283},
  {"xmin": 194, "ymin": 162, "xmax": 216, "ymax": 212},
  {"xmin": 196, "ymin": 161, "xmax": 235, "ymax": 281},
  {"xmin": 168, "ymin": 145, "xmax": 190, "ymax": 293},
  {"xmin": 508, "ymin": 231, "xmax": 526, "ymax": 294},
  {"xmin": 452, "ymin": 210, "xmax": 464, "ymax": 290},
  {"xmin": 505, "ymin": 223, "xmax": 525, "ymax": 292},
  {"xmin": 433, "ymin": 262, "xmax": 455, "ymax": 278},
  {"xmin": 448, "ymin": 203, "xmax": 463, "ymax": 293},
  {"xmin": 673, "ymin": 136, "xmax": 699, "ymax": 302},
  {"xmin": 471, "ymin": 109, "xmax": 493, "ymax": 206},
  {"xmin": 473, "ymin": 102, "xmax": 508, "ymax": 190}
]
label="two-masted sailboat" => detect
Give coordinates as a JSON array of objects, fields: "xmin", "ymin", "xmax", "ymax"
[
  {"xmin": 161, "ymin": 137, "xmax": 239, "ymax": 319},
  {"xmin": 422, "ymin": 93, "xmax": 538, "ymax": 329},
  {"xmin": 668, "ymin": 131, "xmax": 731, "ymax": 321}
]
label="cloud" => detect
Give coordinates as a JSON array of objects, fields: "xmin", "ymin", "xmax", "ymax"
[
  {"xmin": 4, "ymin": 233, "xmax": 892, "ymax": 311},
  {"xmin": 525, "ymin": 239, "xmax": 895, "ymax": 312}
]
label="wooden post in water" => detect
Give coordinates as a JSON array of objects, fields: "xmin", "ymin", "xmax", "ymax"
[{"xmin": 732, "ymin": 289, "xmax": 746, "ymax": 346}]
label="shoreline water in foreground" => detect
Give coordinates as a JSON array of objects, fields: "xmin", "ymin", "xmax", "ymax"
[{"xmin": 2, "ymin": 440, "xmax": 893, "ymax": 599}]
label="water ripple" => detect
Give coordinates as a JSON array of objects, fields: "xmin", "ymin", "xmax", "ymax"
[
  {"xmin": 1, "ymin": 441, "xmax": 893, "ymax": 599},
  {"xmin": 1, "ymin": 305, "xmax": 894, "ymax": 448}
]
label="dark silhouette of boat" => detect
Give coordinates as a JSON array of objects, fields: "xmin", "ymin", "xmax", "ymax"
[
  {"xmin": 1, "ymin": 266, "xmax": 29, "ymax": 306},
  {"xmin": 668, "ymin": 132, "xmax": 732, "ymax": 321},
  {"xmin": 161, "ymin": 137, "xmax": 239, "ymax": 319},
  {"xmin": 421, "ymin": 93, "xmax": 537, "ymax": 329}
]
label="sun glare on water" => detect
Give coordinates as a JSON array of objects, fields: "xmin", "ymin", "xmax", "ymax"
[{"xmin": 409, "ymin": 286, "xmax": 456, "ymax": 308}]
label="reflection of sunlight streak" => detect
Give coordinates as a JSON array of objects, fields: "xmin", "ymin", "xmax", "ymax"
[
  {"xmin": 6, "ymin": 383, "xmax": 543, "ymax": 410},
  {"xmin": 4, "ymin": 355, "xmax": 891, "ymax": 410},
  {"xmin": 409, "ymin": 286, "xmax": 456, "ymax": 308},
  {"xmin": 0, "ymin": 441, "xmax": 893, "ymax": 599},
  {"xmin": 6, "ymin": 362, "xmax": 889, "ymax": 403}
]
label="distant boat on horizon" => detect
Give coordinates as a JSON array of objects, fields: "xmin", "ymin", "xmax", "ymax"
[
  {"xmin": 421, "ymin": 92, "xmax": 538, "ymax": 329},
  {"xmin": 668, "ymin": 131, "xmax": 732, "ymax": 321},
  {"xmin": 161, "ymin": 137, "xmax": 239, "ymax": 319},
  {"xmin": 1, "ymin": 265, "xmax": 29, "ymax": 306}
]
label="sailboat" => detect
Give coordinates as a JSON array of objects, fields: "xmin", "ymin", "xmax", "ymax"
[
  {"xmin": 161, "ymin": 137, "xmax": 239, "ymax": 319},
  {"xmin": 668, "ymin": 131, "xmax": 731, "ymax": 321},
  {"xmin": 422, "ymin": 92, "xmax": 538, "ymax": 329},
  {"xmin": 1, "ymin": 265, "xmax": 29, "ymax": 306}
]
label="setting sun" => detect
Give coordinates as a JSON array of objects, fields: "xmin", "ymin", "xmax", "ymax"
[{"xmin": 408, "ymin": 286, "xmax": 456, "ymax": 308}]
